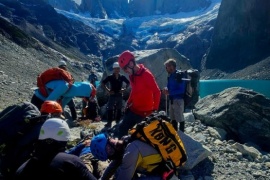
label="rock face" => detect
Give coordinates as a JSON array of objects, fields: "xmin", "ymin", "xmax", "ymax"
[
  {"xmin": 194, "ymin": 87, "xmax": 270, "ymax": 151},
  {"xmin": 204, "ymin": 0, "xmax": 270, "ymax": 72},
  {"xmin": 79, "ymin": 0, "xmax": 211, "ymax": 18},
  {"xmin": 97, "ymin": 48, "xmax": 193, "ymax": 109}
]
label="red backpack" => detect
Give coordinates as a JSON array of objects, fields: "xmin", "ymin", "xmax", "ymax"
[{"xmin": 37, "ymin": 67, "xmax": 74, "ymax": 97}]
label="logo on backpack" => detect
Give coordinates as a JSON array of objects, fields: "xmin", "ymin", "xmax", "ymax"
[
  {"xmin": 128, "ymin": 113, "xmax": 187, "ymax": 169},
  {"xmin": 37, "ymin": 67, "xmax": 74, "ymax": 97}
]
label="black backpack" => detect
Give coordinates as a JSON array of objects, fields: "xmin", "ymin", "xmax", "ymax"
[
  {"xmin": 0, "ymin": 102, "xmax": 48, "ymax": 178},
  {"xmin": 175, "ymin": 69, "xmax": 200, "ymax": 109}
]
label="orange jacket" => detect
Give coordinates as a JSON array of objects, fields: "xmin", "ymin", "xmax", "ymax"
[{"xmin": 127, "ymin": 64, "xmax": 161, "ymax": 117}]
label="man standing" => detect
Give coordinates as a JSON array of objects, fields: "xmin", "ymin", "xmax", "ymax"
[
  {"xmin": 102, "ymin": 62, "xmax": 130, "ymax": 128},
  {"xmin": 88, "ymin": 69, "xmax": 98, "ymax": 87},
  {"xmin": 162, "ymin": 59, "xmax": 187, "ymax": 132},
  {"xmin": 116, "ymin": 50, "xmax": 161, "ymax": 138}
]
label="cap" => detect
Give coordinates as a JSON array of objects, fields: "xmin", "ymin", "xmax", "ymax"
[
  {"xmin": 59, "ymin": 60, "xmax": 67, "ymax": 67},
  {"xmin": 112, "ymin": 62, "xmax": 120, "ymax": 68}
]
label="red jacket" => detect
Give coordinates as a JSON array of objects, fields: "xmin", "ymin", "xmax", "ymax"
[{"xmin": 127, "ymin": 64, "xmax": 161, "ymax": 117}]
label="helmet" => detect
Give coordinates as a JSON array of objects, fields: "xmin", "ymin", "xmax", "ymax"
[
  {"xmin": 112, "ymin": 62, "xmax": 120, "ymax": 68},
  {"xmin": 90, "ymin": 133, "xmax": 108, "ymax": 161},
  {"xmin": 40, "ymin": 100, "xmax": 63, "ymax": 114},
  {"xmin": 39, "ymin": 118, "xmax": 70, "ymax": 142},
  {"xmin": 118, "ymin": 50, "xmax": 134, "ymax": 69},
  {"xmin": 59, "ymin": 60, "xmax": 67, "ymax": 67}
]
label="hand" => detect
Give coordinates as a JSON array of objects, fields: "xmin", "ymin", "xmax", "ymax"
[
  {"xmin": 109, "ymin": 90, "xmax": 115, "ymax": 95},
  {"xmin": 162, "ymin": 87, "xmax": 169, "ymax": 95},
  {"xmin": 120, "ymin": 88, "xmax": 126, "ymax": 93},
  {"xmin": 83, "ymin": 139, "xmax": 91, "ymax": 146}
]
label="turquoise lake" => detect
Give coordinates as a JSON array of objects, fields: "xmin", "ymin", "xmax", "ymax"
[{"xmin": 199, "ymin": 79, "xmax": 270, "ymax": 99}]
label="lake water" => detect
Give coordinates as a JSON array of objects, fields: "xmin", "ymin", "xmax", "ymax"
[{"xmin": 199, "ymin": 79, "xmax": 270, "ymax": 99}]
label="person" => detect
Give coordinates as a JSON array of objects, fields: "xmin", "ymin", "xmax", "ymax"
[
  {"xmin": 0, "ymin": 101, "xmax": 66, "ymax": 179},
  {"xmin": 162, "ymin": 59, "xmax": 187, "ymax": 132},
  {"xmin": 90, "ymin": 133, "xmax": 175, "ymax": 180},
  {"xmin": 15, "ymin": 118, "xmax": 97, "ymax": 179},
  {"xmin": 88, "ymin": 69, "xmax": 98, "ymax": 87},
  {"xmin": 116, "ymin": 50, "xmax": 161, "ymax": 138},
  {"xmin": 40, "ymin": 100, "xmax": 65, "ymax": 119},
  {"xmin": 31, "ymin": 80, "xmax": 96, "ymax": 111},
  {"xmin": 102, "ymin": 62, "xmax": 130, "ymax": 127},
  {"xmin": 58, "ymin": 60, "xmax": 77, "ymax": 120},
  {"xmin": 66, "ymin": 135, "xmax": 108, "ymax": 179}
]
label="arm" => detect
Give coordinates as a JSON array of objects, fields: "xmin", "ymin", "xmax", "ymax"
[
  {"xmin": 114, "ymin": 143, "xmax": 141, "ymax": 180},
  {"xmin": 66, "ymin": 143, "xmax": 85, "ymax": 156},
  {"xmin": 102, "ymin": 77, "xmax": 111, "ymax": 94},
  {"xmin": 101, "ymin": 159, "xmax": 122, "ymax": 180},
  {"xmin": 145, "ymin": 72, "xmax": 161, "ymax": 111},
  {"xmin": 46, "ymin": 80, "xmax": 69, "ymax": 101}
]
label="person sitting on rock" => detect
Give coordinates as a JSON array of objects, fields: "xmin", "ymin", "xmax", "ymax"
[{"xmin": 90, "ymin": 133, "xmax": 176, "ymax": 180}]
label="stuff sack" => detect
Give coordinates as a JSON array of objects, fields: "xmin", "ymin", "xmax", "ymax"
[
  {"xmin": 175, "ymin": 69, "xmax": 200, "ymax": 109},
  {"xmin": 0, "ymin": 102, "xmax": 48, "ymax": 178},
  {"xmin": 37, "ymin": 67, "xmax": 74, "ymax": 97},
  {"xmin": 128, "ymin": 113, "xmax": 187, "ymax": 170}
]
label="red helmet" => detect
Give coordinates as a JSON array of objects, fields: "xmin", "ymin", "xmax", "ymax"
[
  {"xmin": 40, "ymin": 100, "xmax": 63, "ymax": 114},
  {"xmin": 118, "ymin": 50, "xmax": 135, "ymax": 69}
]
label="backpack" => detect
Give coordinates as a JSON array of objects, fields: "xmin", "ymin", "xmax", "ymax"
[
  {"xmin": 128, "ymin": 113, "xmax": 187, "ymax": 170},
  {"xmin": 175, "ymin": 69, "xmax": 200, "ymax": 109},
  {"xmin": 0, "ymin": 102, "xmax": 48, "ymax": 178},
  {"xmin": 37, "ymin": 67, "xmax": 74, "ymax": 97}
]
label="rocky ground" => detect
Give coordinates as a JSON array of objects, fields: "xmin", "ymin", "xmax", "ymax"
[
  {"xmin": 68, "ymin": 112, "xmax": 270, "ymax": 180},
  {"xmin": 1, "ymin": 33, "xmax": 270, "ymax": 180}
]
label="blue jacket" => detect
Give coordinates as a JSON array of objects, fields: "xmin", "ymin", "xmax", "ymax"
[
  {"xmin": 34, "ymin": 81, "xmax": 93, "ymax": 108},
  {"xmin": 66, "ymin": 143, "xmax": 91, "ymax": 157},
  {"xmin": 167, "ymin": 70, "xmax": 187, "ymax": 100}
]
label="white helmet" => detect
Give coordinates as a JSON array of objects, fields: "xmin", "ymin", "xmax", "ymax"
[
  {"xmin": 112, "ymin": 62, "xmax": 120, "ymax": 68},
  {"xmin": 59, "ymin": 60, "xmax": 67, "ymax": 67},
  {"xmin": 39, "ymin": 118, "xmax": 70, "ymax": 142}
]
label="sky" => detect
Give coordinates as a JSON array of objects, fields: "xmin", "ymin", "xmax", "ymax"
[{"xmin": 57, "ymin": 0, "xmax": 221, "ymax": 45}]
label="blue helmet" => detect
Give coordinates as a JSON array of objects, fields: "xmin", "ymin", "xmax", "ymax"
[{"xmin": 90, "ymin": 133, "xmax": 108, "ymax": 161}]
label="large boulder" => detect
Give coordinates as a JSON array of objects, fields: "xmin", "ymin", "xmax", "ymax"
[
  {"xmin": 97, "ymin": 48, "xmax": 192, "ymax": 109},
  {"xmin": 194, "ymin": 87, "xmax": 270, "ymax": 151}
]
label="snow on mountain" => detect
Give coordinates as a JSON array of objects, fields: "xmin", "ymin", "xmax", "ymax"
[{"xmin": 55, "ymin": 0, "xmax": 221, "ymax": 42}]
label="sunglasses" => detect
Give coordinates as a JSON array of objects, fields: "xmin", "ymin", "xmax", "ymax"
[{"xmin": 123, "ymin": 59, "xmax": 134, "ymax": 70}]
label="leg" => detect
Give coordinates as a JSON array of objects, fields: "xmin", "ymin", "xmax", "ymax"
[
  {"xmin": 105, "ymin": 110, "xmax": 113, "ymax": 127},
  {"xmin": 116, "ymin": 110, "xmax": 144, "ymax": 138},
  {"xmin": 31, "ymin": 94, "xmax": 44, "ymax": 110},
  {"xmin": 105, "ymin": 96, "xmax": 116, "ymax": 127},
  {"xmin": 68, "ymin": 99, "xmax": 77, "ymax": 120},
  {"xmin": 179, "ymin": 121, "xmax": 185, "ymax": 132},
  {"xmin": 115, "ymin": 96, "xmax": 123, "ymax": 123},
  {"xmin": 174, "ymin": 99, "xmax": 185, "ymax": 132}
]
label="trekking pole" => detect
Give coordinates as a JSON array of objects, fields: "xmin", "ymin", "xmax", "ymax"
[{"xmin": 165, "ymin": 94, "xmax": 168, "ymax": 116}]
